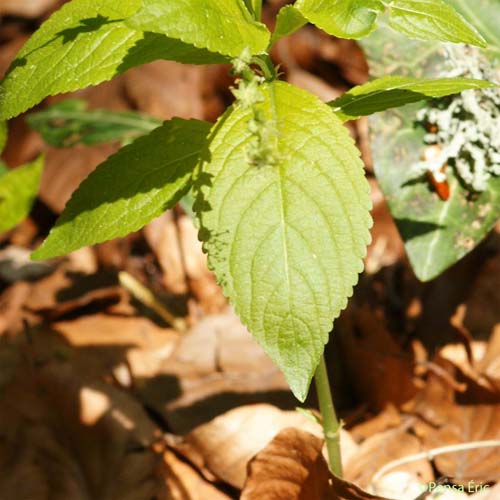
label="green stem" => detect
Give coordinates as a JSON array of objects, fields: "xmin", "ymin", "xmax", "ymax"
[
  {"xmin": 314, "ymin": 355, "xmax": 343, "ymax": 477},
  {"xmin": 252, "ymin": 55, "xmax": 276, "ymax": 81}
]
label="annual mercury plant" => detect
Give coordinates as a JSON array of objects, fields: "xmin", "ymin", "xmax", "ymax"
[
  {"xmin": 416, "ymin": 45, "xmax": 500, "ymax": 192},
  {"xmin": 0, "ymin": 0, "xmax": 496, "ymax": 476}
]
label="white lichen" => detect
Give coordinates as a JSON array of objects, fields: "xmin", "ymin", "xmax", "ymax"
[{"xmin": 415, "ymin": 45, "xmax": 500, "ymax": 192}]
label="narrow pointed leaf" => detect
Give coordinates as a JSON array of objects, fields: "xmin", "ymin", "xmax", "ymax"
[
  {"xmin": 27, "ymin": 99, "xmax": 162, "ymax": 147},
  {"xmin": 127, "ymin": 0, "xmax": 270, "ymax": 57},
  {"xmin": 330, "ymin": 76, "xmax": 495, "ymax": 121},
  {"xmin": 0, "ymin": 156, "xmax": 44, "ymax": 232},
  {"xmin": 195, "ymin": 81, "xmax": 372, "ymax": 400},
  {"xmin": 0, "ymin": 0, "xmax": 226, "ymax": 120},
  {"xmin": 271, "ymin": 5, "xmax": 307, "ymax": 44},
  {"xmin": 32, "ymin": 118, "xmax": 210, "ymax": 260}
]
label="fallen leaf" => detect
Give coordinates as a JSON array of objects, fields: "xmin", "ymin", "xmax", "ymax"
[
  {"xmin": 53, "ymin": 314, "xmax": 178, "ymax": 381},
  {"xmin": 420, "ymin": 404, "xmax": 500, "ymax": 486},
  {"xmin": 364, "ymin": 179, "xmax": 405, "ymax": 275},
  {"xmin": 0, "ymin": 281, "xmax": 31, "ymax": 335},
  {"xmin": 439, "ymin": 340, "xmax": 500, "ymax": 402},
  {"xmin": 463, "ymin": 256, "xmax": 500, "ymax": 340},
  {"xmin": 176, "ymin": 213, "xmax": 227, "ymax": 314},
  {"xmin": 286, "ymin": 68, "xmax": 342, "ymax": 102},
  {"xmin": 124, "ymin": 62, "xmax": 207, "ymax": 120},
  {"xmin": 337, "ymin": 305, "xmax": 417, "ymax": 410},
  {"xmin": 158, "ymin": 448, "xmax": 231, "ymax": 500},
  {"xmin": 137, "ymin": 313, "xmax": 294, "ymax": 434},
  {"xmin": 242, "ymin": 428, "xmax": 390, "ymax": 500},
  {"xmin": 40, "ymin": 143, "xmax": 118, "ymax": 213},
  {"xmin": 144, "ymin": 212, "xmax": 188, "ymax": 295},
  {"xmin": 0, "ymin": 363, "xmax": 160, "ymax": 500},
  {"xmin": 241, "ymin": 427, "xmax": 332, "ymax": 500},
  {"xmin": 0, "ymin": 0, "xmax": 60, "ymax": 17},
  {"xmin": 345, "ymin": 426, "xmax": 433, "ymax": 489},
  {"xmin": 349, "ymin": 405, "xmax": 402, "ymax": 442},
  {"xmin": 173, "ymin": 404, "xmax": 358, "ymax": 490}
]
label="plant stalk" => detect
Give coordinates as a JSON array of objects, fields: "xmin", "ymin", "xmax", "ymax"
[
  {"xmin": 314, "ymin": 354, "xmax": 343, "ymax": 477},
  {"xmin": 252, "ymin": 55, "xmax": 276, "ymax": 81}
]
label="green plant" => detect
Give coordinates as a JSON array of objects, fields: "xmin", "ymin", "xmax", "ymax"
[{"xmin": 0, "ymin": 0, "xmax": 496, "ymax": 476}]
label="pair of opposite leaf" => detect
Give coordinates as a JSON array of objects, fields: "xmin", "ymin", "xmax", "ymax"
[{"xmin": 0, "ymin": 0, "xmax": 494, "ymax": 401}]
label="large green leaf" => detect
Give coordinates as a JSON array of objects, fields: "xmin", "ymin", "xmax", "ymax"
[
  {"xmin": 295, "ymin": 0, "xmax": 485, "ymax": 46},
  {"xmin": 329, "ymin": 76, "xmax": 494, "ymax": 121},
  {"xmin": 127, "ymin": 0, "xmax": 270, "ymax": 57},
  {"xmin": 27, "ymin": 99, "xmax": 161, "ymax": 147},
  {"xmin": 195, "ymin": 81, "xmax": 372, "ymax": 400},
  {"xmin": 0, "ymin": 156, "xmax": 44, "ymax": 233},
  {"xmin": 0, "ymin": 0, "xmax": 226, "ymax": 120},
  {"xmin": 32, "ymin": 118, "xmax": 210, "ymax": 259},
  {"xmin": 361, "ymin": 0, "xmax": 500, "ymax": 281}
]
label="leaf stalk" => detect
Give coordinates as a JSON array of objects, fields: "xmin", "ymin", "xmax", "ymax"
[{"xmin": 314, "ymin": 354, "xmax": 343, "ymax": 477}]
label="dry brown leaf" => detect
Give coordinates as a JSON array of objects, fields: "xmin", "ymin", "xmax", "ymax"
[
  {"xmin": 40, "ymin": 143, "xmax": 118, "ymax": 213},
  {"xmin": 172, "ymin": 404, "xmax": 358, "ymax": 490},
  {"xmin": 345, "ymin": 426, "xmax": 433, "ymax": 489},
  {"xmin": 0, "ymin": 0, "xmax": 59, "ymax": 17},
  {"xmin": 477, "ymin": 324, "xmax": 500, "ymax": 386},
  {"xmin": 364, "ymin": 179, "xmax": 405, "ymax": 274},
  {"xmin": 241, "ymin": 427, "xmax": 332, "ymax": 500},
  {"xmin": 24, "ymin": 266, "xmax": 123, "ymax": 320},
  {"xmin": 0, "ymin": 281, "xmax": 32, "ymax": 335},
  {"xmin": 242, "ymin": 428, "xmax": 390, "ymax": 500},
  {"xmin": 0, "ymin": 363, "xmax": 159, "ymax": 500},
  {"xmin": 463, "ymin": 256, "xmax": 500, "ymax": 340},
  {"xmin": 53, "ymin": 313, "xmax": 178, "ymax": 381},
  {"xmin": 419, "ymin": 404, "xmax": 500, "ymax": 485},
  {"xmin": 144, "ymin": 212, "xmax": 188, "ymax": 295},
  {"xmin": 286, "ymin": 68, "xmax": 342, "ymax": 102},
  {"xmin": 406, "ymin": 369, "xmax": 500, "ymax": 486},
  {"xmin": 439, "ymin": 340, "xmax": 500, "ymax": 401},
  {"xmin": 124, "ymin": 61, "xmax": 207, "ymax": 120},
  {"xmin": 405, "ymin": 363, "xmax": 457, "ymax": 427},
  {"xmin": 136, "ymin": 313, "xmax": 294, "ymax": 434},
  {"xmin": 338, "ymin": 305, "xmax": 417, "ymax": 410},
  {"xmin": 158, "ymin": 449, "xmax": 231, "ymax": 500},
  {"xmin": 349, "ymin": 405, "xmax": 402, "ymax": 442},
  {"xmin": 176, "ymin": 213, "xmax": 227, "ymax": 314}
]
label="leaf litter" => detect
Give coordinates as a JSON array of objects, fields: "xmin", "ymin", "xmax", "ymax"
[{"xmin": 0, "ymin": 1, "xmax": 499, "ymax": 499}]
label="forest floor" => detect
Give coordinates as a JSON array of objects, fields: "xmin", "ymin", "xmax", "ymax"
[{"xmin": 0, "ymin": 1, "xmax": 499, "ymax": 499}]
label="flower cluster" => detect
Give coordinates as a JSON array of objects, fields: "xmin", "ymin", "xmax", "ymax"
[{"xmin": 231, "ymin": 49, "xmax": 280, "ymax": 168}]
